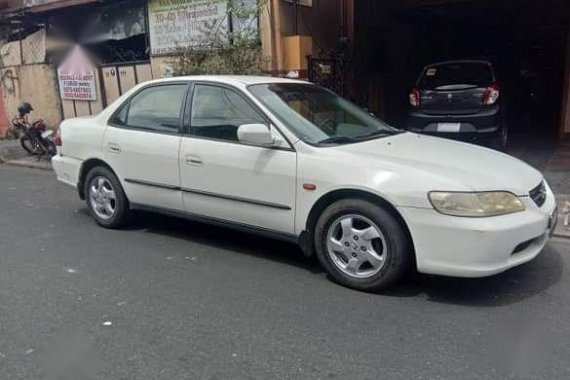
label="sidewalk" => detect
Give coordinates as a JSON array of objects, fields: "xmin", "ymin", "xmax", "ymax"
[
  {"xmin": 3, "ymin": 156, "xmax": 52, "ymax": 170},
  {"xmin": 0, "ymin": 139, "xmax": 52, "ymax": 170},
  {"xmin": 543, "ymin": 139, "xmax": 570, "ymax": 238},
  {"xmin": 543, "ymin": 138, "xmax": 570, "ymax": 193},
  {"xmin": 0, "ymin": 139, "xmax": 28, "ymax": 163}
]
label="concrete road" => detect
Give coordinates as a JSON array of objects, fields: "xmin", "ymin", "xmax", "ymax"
[{"xmin": 1, "ymin": 165, "xmax": 569, "ymax": 380}]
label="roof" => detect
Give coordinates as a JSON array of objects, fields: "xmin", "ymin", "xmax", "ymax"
[
  {"xmin": 149, "ymin": 75, "xmax": 309, "ymax": 87},
  {"xmin": 93, "ymin": 75, "xmax": 312, "ymax": 124},
  {"xmin": 426, "ymin": 60, "xmax": 493, "ymax": 67}
]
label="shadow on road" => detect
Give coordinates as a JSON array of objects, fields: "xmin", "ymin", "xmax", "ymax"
[
  {"xmin": 124, "ymin": 210, "xmax": 323, "ymax": 274},
  {"xmin": 89, "ymin": 209, "xmax": 564, "ymax": 308},
  {"xmin": 383, "ymin": 247, "xmax": 563, "ymax": 307}
]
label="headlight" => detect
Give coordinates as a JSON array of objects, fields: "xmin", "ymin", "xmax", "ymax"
[{"xmin": 429, "ymin": 191, "xmax": 525, "ymax": 217}]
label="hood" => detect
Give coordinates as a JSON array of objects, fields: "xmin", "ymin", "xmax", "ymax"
[{"xmin": 332, "ymin": 133, "xmax": 542, "ymax": 196}]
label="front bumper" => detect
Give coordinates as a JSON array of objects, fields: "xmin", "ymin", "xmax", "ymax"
[{"xmin": 397, "ymin": 187, "xmax": 557, "ymax": 278}]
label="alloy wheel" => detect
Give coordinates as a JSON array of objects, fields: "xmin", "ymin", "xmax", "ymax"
[
  {"xmin": 88, "ymin": 176, "xmax": 117, "ymax": 220},
  {"xmin": 325, "ymin": 214, "xmax": 388, "ymax": 279}
]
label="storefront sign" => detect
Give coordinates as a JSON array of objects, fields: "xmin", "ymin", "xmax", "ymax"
[
  {"xmin": 148, "ymin": 0, "xmax": 228, "ymax": 55},
  {"xmin": 57, "ymin": 46, "xmax": 97, "ymax": 101}
]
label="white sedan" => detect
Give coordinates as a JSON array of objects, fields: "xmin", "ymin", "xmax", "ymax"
[{"xmin": 52, "ymin": 76, "xmax": 558, "ymax": 292}]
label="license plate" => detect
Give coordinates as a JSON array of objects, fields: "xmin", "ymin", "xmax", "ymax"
[
  {"xmin": 437, "ymin": 123, "xmax": 461, "ymax": 132},
  {"xmin": 41, "ymin": 130, "xmax": 54, "ymax": 139}
]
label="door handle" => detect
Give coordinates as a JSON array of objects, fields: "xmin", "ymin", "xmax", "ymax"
[
  {"xmin": 108, "ymin": 143, "xmax": 121, "ymax": 154},
  {"xmin": 185, "ymin": 155, "xmax": 203, "ymax": 166}
]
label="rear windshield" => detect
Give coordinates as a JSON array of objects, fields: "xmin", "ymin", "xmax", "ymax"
[{"xmin": 418, "ymin": 62, "xmax": 494, "ymax": 89}]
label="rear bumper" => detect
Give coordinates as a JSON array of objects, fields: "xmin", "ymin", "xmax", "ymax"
[
  {"xmin": 51, "ymin": 154, "xmax": 81, "ymax": 190},
  {"xmin": 407, "ymin": 106, "xmax": 502, "ymax": 143}
]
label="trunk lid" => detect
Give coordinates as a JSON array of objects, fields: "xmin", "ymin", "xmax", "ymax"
[{"xmin": 420, "ymin": 85, "xmax": 486, "ymax": 115}]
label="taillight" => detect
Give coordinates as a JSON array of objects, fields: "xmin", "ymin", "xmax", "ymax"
[
  {"xmin": 409, "ymin": 87, "xmax": 421, "ymax": 107},
  {"xmin": 483, "ymin": 83, "xmax": 500, "ymax": 106}
]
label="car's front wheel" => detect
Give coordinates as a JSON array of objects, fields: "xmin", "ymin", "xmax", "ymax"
[
  {"xmin": 314, "ymin": 199, "xmax": 413, "ymax": 292},
  {"xmin": 84, "ymin": 166, "xmax": 130, "ymax": 229}
]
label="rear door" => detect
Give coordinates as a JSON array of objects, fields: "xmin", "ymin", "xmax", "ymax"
[
  {"xmin": 102, "ymin": 82, "xmax": 189, "ymax": 210},
  {"xmin": 418, "ymin": 62, "xmax": 495, "ymax": 115}
]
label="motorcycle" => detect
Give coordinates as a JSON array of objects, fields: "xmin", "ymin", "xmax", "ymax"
[{"xmin": 11, "ymin": 102, "xmax": 56, "ymax": 158}]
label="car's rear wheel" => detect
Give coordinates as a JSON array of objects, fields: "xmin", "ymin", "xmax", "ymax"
[
  {"xmin": 20, "ymin": 136, "xmax": 42, "ymax": 155},
  {"xmin": 84, "ymin": 166, "xmax": 129, "ymax": 229},
  {"xmin": 314, "ymin": 199, "xmax": 413, "ymax": 292}
]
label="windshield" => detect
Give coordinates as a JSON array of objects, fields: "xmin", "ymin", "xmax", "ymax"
[
  {"xmin": 248, "ymin": 83, "xmax": 402, "ymax": 145},
  {"xmin": 419, "ymin": 62, "xmax": 494, "ymax": 90}
]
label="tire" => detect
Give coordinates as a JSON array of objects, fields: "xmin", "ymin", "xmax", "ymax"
[
  {"xmin": 84, "ymin": 166, "xmax": 130, "ymax": 229},
  {"xmin": 314, "ymin": 199, "xmax": 413, "ymax": 292},
  {"xmin": 20, "ymin": 136, "xmax": 41, "ymax": 155}
]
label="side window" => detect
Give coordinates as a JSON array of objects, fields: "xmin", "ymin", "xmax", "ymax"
[
  {"xmin": 190, "ymin": 84, "xmax": 266, "ymax": 142},
  {"xmin": 116, "ymin": 84, "xmax": 187, "ymax": 133},
  {"xmin": 113, "ymin": 103, "xmax": 129, "ymax": 125}
]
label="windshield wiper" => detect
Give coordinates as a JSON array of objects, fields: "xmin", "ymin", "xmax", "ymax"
[
  {"xmin": 318, "ymin": 130, "xmax": 403, "ymax": 145},
  {"xmin": 355, "ymin": 130, "xmax": 403, "ymax": 140},
  {"xmin": 317, "ymin": 136, "xmax": 357, "ymax": 145}
]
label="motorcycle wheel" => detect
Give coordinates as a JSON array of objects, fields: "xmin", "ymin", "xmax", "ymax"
[
  {"xmin": 20, "ymin": 136, "xmax": 34, "ymax": 154},
  {"xmin": 20, "ymin": 136, "xmax": 43, "ymax": 155}
]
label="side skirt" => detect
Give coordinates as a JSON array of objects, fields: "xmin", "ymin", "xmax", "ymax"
[{"xmin": 130, "ymin": 203, "xmax": 300, "ymax": 245}]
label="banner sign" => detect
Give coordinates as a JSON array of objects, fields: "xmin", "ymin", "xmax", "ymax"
[
  {"xmin": 57, "ymin": 46, "xmax": 97, "ymax": 101},
  {"xmin": 59, "ymin": 73, "xmax": 97, "ymax": 101},
  {"xmin": 148, "ymin": 0, "xmax": 228, "ymax": 55}
]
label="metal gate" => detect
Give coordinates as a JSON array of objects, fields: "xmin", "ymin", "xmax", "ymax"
[
  {"xmin": 307, "ymin": 56, "xmax": 346, "ymax": 96},
  {"xmin": 61, "ymin": 61, "xmax": 153, "ymax": 119},
  {"xmin": 100, "ymin": 62, "xmax": 153, "ymax": 106}
]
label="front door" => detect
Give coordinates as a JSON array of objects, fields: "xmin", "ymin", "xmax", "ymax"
[
  {"xmin": 179, "ymin": 83, "xmax": 297, "ymax": 234},
  {"xmin": 103, "ymin": 82, "xmax": 189, "ymax": 210}
]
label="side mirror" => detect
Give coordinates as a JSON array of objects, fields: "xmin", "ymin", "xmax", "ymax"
[{"xmin": 237, "ymin": 123, "xmax": 275, "ymax": 146}]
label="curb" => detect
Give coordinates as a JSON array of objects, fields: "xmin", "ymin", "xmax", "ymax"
[
  {"xmin": 553, "ymin": 194, "xmax": 570, "ymax": 239},
  {"xmin": 3, "ymin": 159, "xmax": 52, "ymax": 171}
]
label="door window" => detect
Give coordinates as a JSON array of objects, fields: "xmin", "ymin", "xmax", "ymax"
[
  {"xmin": 113, "ymin": 84, "xmax": 187, "ymax": 133},
  {"xmin": 190, "ymin": 84, "xmax": 266, "ymax": 142}
]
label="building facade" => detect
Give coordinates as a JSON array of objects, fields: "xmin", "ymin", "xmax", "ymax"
[{"xmin": 1, "ymin": 0, "xmax": 570, "ymax": 143}]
